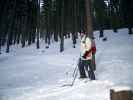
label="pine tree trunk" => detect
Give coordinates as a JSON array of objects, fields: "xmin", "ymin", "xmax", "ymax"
[
  {"xmin": 72, "ymin": 0, "xmax": 76, "ymax": 48},
  {"xmin": 17, "ymin": 18, "xmax": 21, "ymax": 44},
  {"xmin": 84, "ymin": 0, "xmax": 93, "ymax": 38},
  {"xmin": 36, "ymin": 29, "xmax": 40, "ymax": 49},
  {"xmin": 6, "ymin": 0, "xmax": 17, "ymax": 53},
  {"xmin": 113, "ymin": 28, "xmax": 118, "ymax": 33},
  {"xmin": 54, "ymin": 0, "xmax": 60, "ymax": 42},
  {"xmin": 21, "ymin": 16, "xmax": 26, "ymax": 48},
  {"xmin": 84, "ymin": 0, "xmax": 96, "ymax": 72},
  {"xmin": 37, "ymin": 0, "xmax": 40, "ymax": 49},
  {"xmin": 54, "ymin": 12, "xmax": 58, "ymax": 42},
  {"xmin": 128, "ymin": 27, "xmax": 133, "ymax": 35},
  {"xmin": 17, "ymin": 33, "xmax": 20, "ymax": 44},
  {"xmin": 0, "ymin": 38, "xmax": 1, "ymax": 54},
  {"xmin": 28, "ymin": 30, "xmax": 32, "ymax": 45},
  {"xmin": 60, "ymin": 0, "xmax": 64, "ymax": 52},
  {"xmin": 99, "ymin": 27, "xmax": 104, "ymax": 37},
  {"xmin": 45, "ymin": 0, "xmax": 52, "ymax": 48}
]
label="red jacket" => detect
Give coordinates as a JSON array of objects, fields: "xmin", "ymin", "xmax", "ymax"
[
  {"xmin": 83, "ymin": 42, "xmax": 96, "ymax": 59},
  {"xmin": 92, "ymin": 46, "xmax": 96, "ymax": 54},
  {"xmin": 91, "ymin": 40, "xmax": 96, "ymax": 54}
]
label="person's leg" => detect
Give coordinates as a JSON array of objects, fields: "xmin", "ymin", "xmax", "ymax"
[
  {"xmin": 78, "ymin": 59, "xmax": 87, "ymax": 78},
  {"xmin": 84, "ymin": 60, "xmax": 89, "ymax": 78},
  {"xmin": 86, "ymin": 60, "xmax": 96, "ymax": 80},
  {"xmin": 89, "ymin": 70, "xmax": 95, "ymax": 80},
  {"xmin": 92, "ymin": 54, "xmax": 96, "ymax": 71}
]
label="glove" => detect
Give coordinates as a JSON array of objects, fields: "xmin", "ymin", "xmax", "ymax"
[
  {"xmin": 92, "ymin": 46, "xmax": 96, "ymax": 54},
  {"xmin": 82, "ymin": 50, "xmax": 92, "ymax": 59}
]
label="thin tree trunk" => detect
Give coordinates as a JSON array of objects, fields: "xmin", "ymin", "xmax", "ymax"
[
  {"xmin": 6, "ymin": 0, "xmax": 17, "ymax": 53},
  {"xmin": 99, "ymin": 27, "xmax": 104, "ymax": 37},
  {"xmin": 36, "ymin": 29, "xmax": 40, "ymax": 49},
  {"xmin": 128, "ymin": 27, "xmax": 132, "ymax": 35},
  {"xmin": 72, "ymin": 0, "xmax": 76, "ymax": 48},
  {"xmin": 37, "ymin": 0, "xmax": 40, "ymax": 49},
  {"xmin": 0, "ymin": 37, "xmax": 1, "ymax": 54},
  {"xmin": 17, "ymin": 19, "xmax": 21, "ymax": 44},
  {"xmin": 60, "ymin": 0, "xmax": 64, "ymax": 52},
  {"xmin": 21, "ymin": 16, "xmax": 26, "ymax": 48},
  {"xmin": 0, "ymin": 0, "xmax": 9, "ymax": 50},
  {"xmin": 54, "ymin": 13, "xmax": 58, "ymax": 42}
]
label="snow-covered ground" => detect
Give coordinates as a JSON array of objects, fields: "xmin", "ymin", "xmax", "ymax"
[{"xmin": 0, "ymin": 29, "xmax": 133, "ymax": 100}]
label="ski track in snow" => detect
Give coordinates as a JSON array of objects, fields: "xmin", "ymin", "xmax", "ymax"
[{"xmin": 12, "ymin": 80, "xmax": 112, "ymax": 100}]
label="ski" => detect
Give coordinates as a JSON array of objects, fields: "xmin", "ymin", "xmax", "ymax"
[{"xmin": 61, "ymin": 84, "xmax": 73, "ymax": 87}]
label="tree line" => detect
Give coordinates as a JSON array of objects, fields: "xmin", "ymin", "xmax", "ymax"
[
  {"xmin": 93, "ymin": 0, "xmax": 133, "ymax": 37},
  {"xmin": 0, "ymin": 0, "xmax": 133, "ymax": 54},
  {"xmin": 0, "ymin": 0, "xmax": 39, "ymax": 54}
]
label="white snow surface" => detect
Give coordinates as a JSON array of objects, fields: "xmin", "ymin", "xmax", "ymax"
[{"xmin": 0, "ymin": 29, "xmax": 133, "ymax": 100}]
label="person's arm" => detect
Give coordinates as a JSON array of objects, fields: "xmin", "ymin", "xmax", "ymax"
[
  {"xmin": 92, "ymin": 40, "xmax": 96, "ymax": 54},
  {"xmin": 85, "ymin": 37, "xmax": 92, "ymax": 51},
  {"xmin": 82, "ymin": 37, "xmax": 92, "ymax": 58}
]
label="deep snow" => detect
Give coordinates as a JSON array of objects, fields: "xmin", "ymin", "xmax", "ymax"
[{"xmin": 0, "ymin": 29, "xmax": 133, "ymax": 100}]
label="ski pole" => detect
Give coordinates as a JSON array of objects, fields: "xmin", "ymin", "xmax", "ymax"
[
  {"xmin": 71, "ymin": 64, "xmax": 78, "ymax": 86},
  {"xmin": 72, "ymin": 58, "xmax": 80, "ymax": 77},
  {"xmin": 61, "ymin": 58, "xmax": 80, "ymax": 87},
  {"xmin": 61, "ymin": 62, "xmax": 79, "ymax": 87}
]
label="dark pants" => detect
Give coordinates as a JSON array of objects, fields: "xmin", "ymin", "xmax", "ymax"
[
  {"xmin": 92, "ymin": 54, "xmax": 96, "ymax": 71},
  {"xmin": 78, "ymin": 58, "xmax": 95, "ymax": 80}
]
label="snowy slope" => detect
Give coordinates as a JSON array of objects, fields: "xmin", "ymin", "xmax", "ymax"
[{"xmin": 0, "ymin": 29, "xmax": 133, "ymax": 100}]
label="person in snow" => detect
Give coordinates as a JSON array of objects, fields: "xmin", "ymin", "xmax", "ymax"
[{"xmin": 78, "ymin": 31, "xmax": 95, "ymax": 80}]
